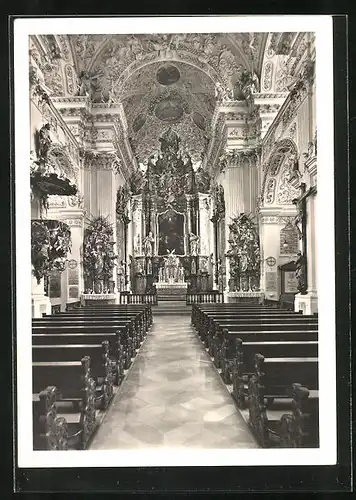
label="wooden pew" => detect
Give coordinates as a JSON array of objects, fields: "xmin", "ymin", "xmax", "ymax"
[
  {"xmin": 33, "ymin": 385, "xmax": 68, "ymax": 450},
  {"xmin": 32, "ymin": 356, "xmax": 97, "ymax": 450},
  {"xmin": 215, "ymin": 326, "xmax": 318, "ymax": 370},
  {"xmin": 196, "ymin": 310, "xmax": 307, "ymax": 343},
  {"xmin": 208, "ymin": 317, "xmax": 318, "ymax": 357},
  {"xmin": 32, "ymin": 332, "xmax": 125, "ymax": 384},
  {"xmin": 32, "ymin": 324, "xmax": 134, "ymax": 369},
  {"xmin": 279, "ymin": 383, "xmax": 319, "ymax": 448},
  {"xmin": 34, "ymin": 317, "xmax": 141, "ymax": 351},
  {"xmin": 33, "ymin": 341, "xmax": 114, "ymax": 409},
  {"xmin": 230, "ymin": 338, "xmax": 318, "ymax": 407},
  {"xmin": 48, "ymin": 303, "xmax": 152, "ymax": 331},
  {"xmin": 248, "ymin": 354, "xmax": 318, "ymax": 447},
  {"xmin": 66, "ymin": 304, "xmax": 153, "ymax": 328}
]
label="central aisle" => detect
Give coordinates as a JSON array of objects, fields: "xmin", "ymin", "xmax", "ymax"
[{"xmin": 90, "ymin": 313, "xmax": 259, "ymax": 449}]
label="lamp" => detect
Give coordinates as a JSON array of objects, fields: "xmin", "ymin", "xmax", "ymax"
[{"xmin": 283, "ymin": 239, "xmax": 289, "ymax": 250}]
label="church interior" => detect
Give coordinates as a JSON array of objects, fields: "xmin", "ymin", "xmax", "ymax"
[{"xmin": 29, "ymin": 32, "xmax": 318, "ymax": 451}]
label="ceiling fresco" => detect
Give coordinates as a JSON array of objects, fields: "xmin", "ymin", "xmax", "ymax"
[{"xmin": 30, "ymin": 32, "xmax": 313, "ymax": 169}]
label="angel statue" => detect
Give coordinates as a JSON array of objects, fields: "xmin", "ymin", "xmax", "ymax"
[
  {"xmin": 189, "ymin": 233, "xmax": 200, "ymax": 256},
  {"xmin": 77, "ymin": 70, "xmax": 101, "ymax": 99},
  {"xmin": 215, "ymin": 81, "xmax": 233, "ymax": 102},
  {"xmin": 142, "ymin": 231, "xmax": 154, "ymax": 257},
  {"xmin": 38, "ymin": 123, "xmax": 52, "ymax": 159}
]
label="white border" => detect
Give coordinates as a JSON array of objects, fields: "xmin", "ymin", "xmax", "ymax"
[{"xmin": 15, "ymin": 15, "xmax": 336, "ymax": 468}]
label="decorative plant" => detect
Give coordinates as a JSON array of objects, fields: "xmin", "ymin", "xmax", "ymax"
[
  {"xmin": 83, "ymin": 215, "xmax": 118, "ymax": 291},
  {"xmin": 31, "ymin": 219, "xmax": 72, "ymax": 283}
]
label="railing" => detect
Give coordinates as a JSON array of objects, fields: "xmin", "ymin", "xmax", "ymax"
[
  {"xmin": 65, "ymin": 301, "xmax": 81, "ymax": 311},
  {"xmin": 120, "ymin": 292, "xmax": 158, "ymax": 305},
  {"xmin": 51, "ymin": 304, "xmax": 61, "ymax": 315},
  {"xmin": 186, "ymin": 291, "xmax": 224, "ymax": 305}
]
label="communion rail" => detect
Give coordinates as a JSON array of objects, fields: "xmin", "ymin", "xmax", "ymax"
[
  {"xmin": 120, "ymin": 292, "xmax": 158, "ymax": 305},
  {"xmin": 186, "ymin": 291, "xmax": 224, "ymax": 305}
]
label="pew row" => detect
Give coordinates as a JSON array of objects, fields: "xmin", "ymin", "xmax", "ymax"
[
  {"xmin": 33, "ymin": 356, "xmax": 97, "ymax": 450},
  {"xmin": 33, "ymin": 385, "xmax": 68, "ymax": 450},
  {"xmin": 248, "ymin": 354, "xmax": 319, "ymax": 447}
]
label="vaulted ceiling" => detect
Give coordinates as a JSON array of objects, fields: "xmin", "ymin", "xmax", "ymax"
[{"xmin": 30, "ymin": 32, "xmax": 312, "ymax": 165}]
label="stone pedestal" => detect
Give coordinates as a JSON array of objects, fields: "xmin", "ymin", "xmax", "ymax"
[
  {"xmin": 80, "ymin": 293, "xmax": 117, "ymax": 305},
  {"xmin": 294, "ymin": 291, "xmax": 318, "ymax": 315},
  {"xmin": 225, "ymin": 291, "xmax": 264, "ymax": 304},
  {"xmin": 31, "ymin": 275, "xmax": 51, "ymax": 317}
]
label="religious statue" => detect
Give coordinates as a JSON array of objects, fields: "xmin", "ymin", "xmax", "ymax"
[
  {"xmin": 195, "ymin": 166, "xmax": 211, "ymax": 193},
  {"xmin": 292, "ymin": 200, "xmax": 303, "ymax": 240},
  {"xmin": 295, "ymin": 251, "xmax": 307, "ymax": 294},
  {"xmin": 215, "ymin": 81, "xmax": 233, "ymax": 102},
  {"xmin": 189, "ymin": 233, "xmax": 200, "ymax": 256},
  {"xmin": 142, "ymin": 231, "xmax": 154, "ymax": 257},
  {"xmin": 159, "ymin": 127, "xmax": 180, "ymax": 156},
  {"xmin": 77, "ymin": 70, "xmax": 102, "ymax": 99},
  {"xmin": 38, "ymin": 123, "xmax": 52, "ymax": 159},
  {"xmin": 239, "ymin": 248, "xmax": 249, "ymax": 273}
]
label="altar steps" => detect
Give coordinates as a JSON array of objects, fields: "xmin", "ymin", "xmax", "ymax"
[
  {"xmin": 157, "ymin": 294, "xmax": 186, "ymax": 302},
  {"xmin": 154, "ymin": 300, "xmax": 191, "ymax": 316}
]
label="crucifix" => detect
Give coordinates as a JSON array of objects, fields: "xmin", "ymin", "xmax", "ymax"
[{"xmin": 292, "ymin": 182, "xmax": 317, "ymax": 294}]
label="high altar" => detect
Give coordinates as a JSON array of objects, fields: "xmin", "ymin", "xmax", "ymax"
[{"xmin": 116, "ymin": 128, "xmax": 214, "ymax": 295}]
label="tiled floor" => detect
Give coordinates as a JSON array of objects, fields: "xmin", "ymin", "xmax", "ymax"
[{"xmin": 89, "ymin": 315, "xmax": 259, "ymax": 449}]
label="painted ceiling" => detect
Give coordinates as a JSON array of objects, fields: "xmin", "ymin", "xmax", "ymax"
[
  {"xmin": 67, "ymin": 33, "xmax": 267, "ymax": 161},
  {"xmin": 30, "ymin": 32, "xmax": 312, "ymax": 165}
]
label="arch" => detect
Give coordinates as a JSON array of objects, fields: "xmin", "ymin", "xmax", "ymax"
[
  {"xmin": 261, "ymin": 138, "xmax": 299, "ymax": 206},
  {"xmin": 87, "ymin": 35, "xmax": 232, "ymax": 89}
]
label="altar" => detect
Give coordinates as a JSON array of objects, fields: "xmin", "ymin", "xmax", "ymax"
[{"xmin": 117, "ymin": 127, "xmax": 214, "ymax": 295}]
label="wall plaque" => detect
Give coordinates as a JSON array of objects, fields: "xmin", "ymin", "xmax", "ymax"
[
  {"xmin": 265, "ymin": 271, "xmax": 277, "ymax": 291},
  {"xmin": 280, "ymin": 221, "xmax": 299, "ymax": 254},
  {"xmin": 69, "ymin": 286, "xmax": 79, "ymax": 299},
  {"xmin": 49, "ymin": 271, "xmax": 62, "ymax": 298},
  {"xmin": 285, "ymin": 271, "xmax": 298, "ymax": 293},
  {"xmin": 68, "ymin": 269, "xmax": 79, "ymax": 286}
]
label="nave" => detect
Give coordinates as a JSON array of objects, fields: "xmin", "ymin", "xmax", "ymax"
[
  {"xmin": 32, "ymin": 300, "xmax": 318, "ymax": 451},
  {"xmin": 89, "ymin": 310, "xmax": 258, "ymax": 450},
  {"xmin": 29, "ymin": 30, "xmax": 320, "ymax": 453}
]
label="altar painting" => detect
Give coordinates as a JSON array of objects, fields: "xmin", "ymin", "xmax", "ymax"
[{"xmin": 157, "ymin": 209, "xmax": 185, "ymax": 255}]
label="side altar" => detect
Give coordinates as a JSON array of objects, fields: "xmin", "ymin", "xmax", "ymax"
[{"xmin": 116, "ymin": 128, "xmax": 214, "ymax": 295}]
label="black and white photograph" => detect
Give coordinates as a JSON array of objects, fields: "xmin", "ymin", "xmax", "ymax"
[{"xmin": 14, "ymin": 16, "xmax": 337, "ymax": 469}]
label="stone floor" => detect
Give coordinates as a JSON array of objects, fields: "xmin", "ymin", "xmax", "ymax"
[{"xmin": 89, "ymin": 315, "xmax": 259, "ymax": 450}]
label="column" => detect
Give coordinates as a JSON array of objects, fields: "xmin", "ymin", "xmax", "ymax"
[{"xmin": 126, "ymin": 199, "xmax": 133, "ymax": 291}]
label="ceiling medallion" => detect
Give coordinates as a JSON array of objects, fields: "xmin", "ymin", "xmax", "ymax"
[
  {"xmin": 155, "ymin": 98, "xmax": 184, "ymax": 123},
  {"xmin": 132, "ymin": 114, "xmax": 147, "ymax": 133},
  {"xmin": 156, "ymin": 65, "xmax": 181, "ymax": 86}
]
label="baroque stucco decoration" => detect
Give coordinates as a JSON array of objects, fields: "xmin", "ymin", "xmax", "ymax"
[{"xmin": 261, "ymin": 138, "xmax": 300, "ymax": 206}]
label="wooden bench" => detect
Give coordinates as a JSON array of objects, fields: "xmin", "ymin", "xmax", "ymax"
[
  {"xmin": 196, "ymin": 310, "xmax": 307, "ymax": 343},
  {"xmin": 33, "ymin": 385, "xmax": 68, "ymax": 450},
  {"xmin": 248, "ymin": 354, "xmax": 318, "ymax": 447},
  {"xmin": 208, "ymin": 317, "xmax": 318, "ymax": 356},
  {"xmin": 33, "ymin": 341, "xmax": 114, "ymax": 409},
  {"xmin": 32, "ymin": 324, "xmax": 134, "ymax": 369},
  {"xmin": 66, "ymin": 304, "xmax": 153, "ymax": 328},
  {"xmin": 230, "ymin": 338, "xmax": 318, "ymax": 406},
  {"xmin": 279, "ymin": 383, "xmax": 319, "ymax": 448},
  {"xmin": 32, "ymin": 332, "xmax": 125, "ymax": 384},
  {"xmin": 48, "ymin": 312, "xmax": 147, "ymax": 342},
  {"xmin": 32, "ymin": 356, "xmax": 97, "ymax": 449},
  {"xmin": 215, "ymin": 326, "xmax": 318, "ymax": 370}
]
